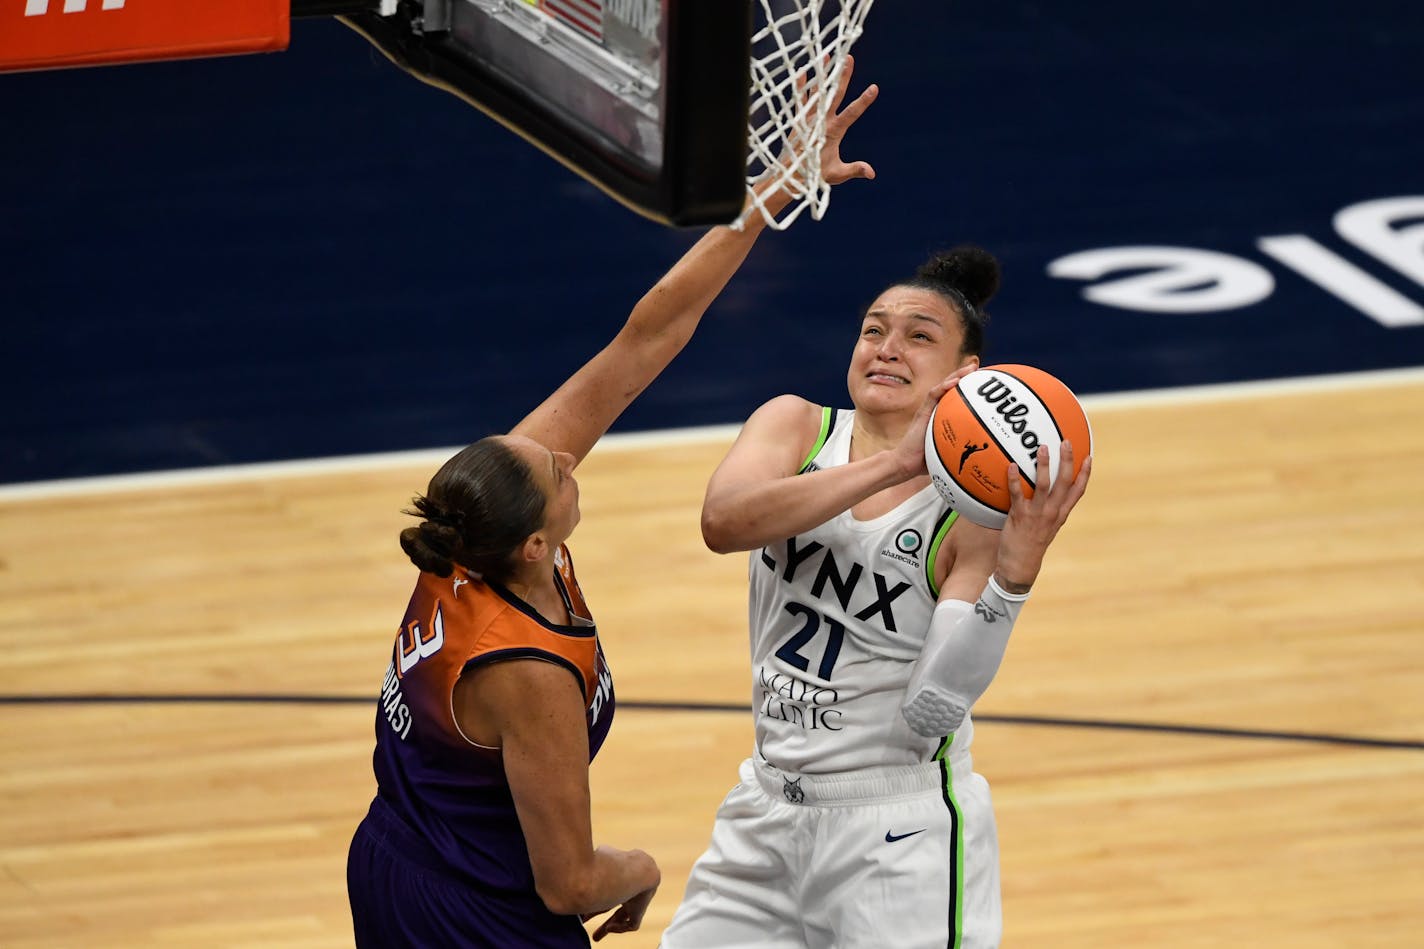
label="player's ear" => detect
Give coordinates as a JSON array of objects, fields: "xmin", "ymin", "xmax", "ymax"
[
  {"xmin": 520, "ymin": 532, "xmax": 549, "ymax": 564},
  {"xmin": 959, "ymin": 354, "xmax": 981, "ymax": 371}
]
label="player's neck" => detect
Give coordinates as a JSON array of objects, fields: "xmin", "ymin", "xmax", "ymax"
[
  {"xmin": 504, "ymin": 565, "xmax": 569, "ymax": 626},
  {"xmin": 849, "ymin": 409, "xmax": 912, "ymax": 461}
]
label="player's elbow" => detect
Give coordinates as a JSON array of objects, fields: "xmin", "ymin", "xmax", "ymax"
[
  {"xmin": 700, "ymin": 505, "xmax": 744, "ymax": 554},
  {"xmin": 901, "ymin": 685, "xmax": 970, "ymax": 737}
]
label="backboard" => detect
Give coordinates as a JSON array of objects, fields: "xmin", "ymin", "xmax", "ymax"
[{"xmin": 342, "ymin": 1, "xmax": 752, "ymax": 227}]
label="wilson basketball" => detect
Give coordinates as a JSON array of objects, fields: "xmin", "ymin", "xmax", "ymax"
[{"xmin": 925, "ymin": 364, "xmax": 1092, "ymax": 529}]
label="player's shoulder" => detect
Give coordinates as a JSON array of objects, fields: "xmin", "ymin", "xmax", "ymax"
[{"xmin": 746, "ymin": 393, "xmax": 824, "ymax": 435}]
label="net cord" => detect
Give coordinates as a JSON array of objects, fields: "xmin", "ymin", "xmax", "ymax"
[{"xmin": 737, "ymin": 0, "xmax": 876, "ymax": 231}]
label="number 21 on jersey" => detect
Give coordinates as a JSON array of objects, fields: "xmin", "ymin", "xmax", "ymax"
[{"xmin": 774, "ymin": 601, "xmax": 845, "ymax": 681}]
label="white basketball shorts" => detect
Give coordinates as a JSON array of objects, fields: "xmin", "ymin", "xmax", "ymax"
[{"xmin": 661, "ymin": 756, "xmax": 1001, "ymax": 949}]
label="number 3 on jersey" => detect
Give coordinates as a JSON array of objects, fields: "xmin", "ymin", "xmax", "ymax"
[
  {"xmin": 397, "ymin": 603, "xmax": 445, "ymax": 675},
  {"xmin": 774, "ymin": 601, "xmax": 845, "ymax": 681}
]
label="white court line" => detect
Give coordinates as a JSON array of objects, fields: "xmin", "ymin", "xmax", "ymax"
[{"xmin": 3, "ymin": 365, "xmax": 1423, "ymax": 503}]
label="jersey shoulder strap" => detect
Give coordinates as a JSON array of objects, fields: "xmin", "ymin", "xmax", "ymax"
[
  {"xmin": 923, "ymin": 505, "xmax": 960, "ymax": 599},
  {"xmin": 796, "ymin": 406, "xmax": 842, "ymax": 474}
]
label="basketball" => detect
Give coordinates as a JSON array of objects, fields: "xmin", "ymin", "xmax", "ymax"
[{"xmin": 925, "ymin": 364, "xmax": 1093, "ymax": 529}]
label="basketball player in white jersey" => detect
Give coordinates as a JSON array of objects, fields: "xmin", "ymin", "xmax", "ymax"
[{"xmin": 659, "ymin": 141, "xmax": 1092, "ymax": 949}]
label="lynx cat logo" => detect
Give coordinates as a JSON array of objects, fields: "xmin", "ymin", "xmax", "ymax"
[
  {"xmin": 24, "ymin": 0, "xmax": 126, "ymax": 15},
  {"xmin": 782, "ymin": 776, "xmax": 805, "ymax": 804},
  {"xmin": 975, "ymin": 378, "xmax": 1043, "ymax": 452}
]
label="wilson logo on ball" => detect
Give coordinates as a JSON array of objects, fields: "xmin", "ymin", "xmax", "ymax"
[
  {"xmin": 975, "ymin": 378, "xmax": 1046, "ymax": 451},
  {"xmin": 925, "ymin": 365, "xmax": 1092, "ymax": 530}
]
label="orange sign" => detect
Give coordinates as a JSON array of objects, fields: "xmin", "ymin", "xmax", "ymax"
[{"xmin": 0, "ymin": 0, "xmax": 289, "ymax": 73}]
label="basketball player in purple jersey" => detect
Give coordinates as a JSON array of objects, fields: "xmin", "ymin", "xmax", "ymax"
[{"xmin": 345, "ymin": 63, "xmax": 883, "ymax": 949}]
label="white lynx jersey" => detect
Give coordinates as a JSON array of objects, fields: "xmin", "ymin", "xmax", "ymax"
[{"xmin": 747, "ymin": 407, "xmax": 975, "ymax": 775}]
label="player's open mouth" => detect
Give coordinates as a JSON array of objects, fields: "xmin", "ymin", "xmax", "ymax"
[{"xmin": 867, "ymin": 372, "xmax": 909, "ymax": 385}]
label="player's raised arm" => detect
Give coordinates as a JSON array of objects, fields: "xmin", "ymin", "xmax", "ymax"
[
  {"xmin": 509, "ymin": 216, "xmax": 777, "ymax": 465},
  {"xmin": 513, "ymin": 62, "xmax": 880, "ymax": 465}
]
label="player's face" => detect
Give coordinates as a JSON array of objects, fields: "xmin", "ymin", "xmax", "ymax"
[
  {"xmin": 847, "ymin": 286, "xmax": 973, "ymax": 415},
  {"xmin": 504, "ymin": 436, "xmax": 582, "ymax": 546},
  {"xmin": 542, "ymin": 447, "xmax": 581, "ymax": 542}
]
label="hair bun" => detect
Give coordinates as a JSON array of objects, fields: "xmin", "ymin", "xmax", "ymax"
[
  {"xmin": 397, "ymin": 494, "xmax": 465, "ymax": 577},
  {"xmin": 917, "ymin": 245, "xmax": 1001, "ymax": 309},
  {"xmin": 417, "ymin": 520, "xmax": 461, "ymax": 558},
  {"xmin": 399, "ymin": 523, "xmax": 456, "ymax": 578},
  {"xmin": 419, "ymin": 498, "xmax": 463, "ymax": 533}
]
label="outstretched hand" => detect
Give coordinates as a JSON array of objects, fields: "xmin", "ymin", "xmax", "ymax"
[
  {"xmin": 820, "ymin": 54, "xmax": 878, "ymax": 185},
  {"xmin": 995, "ymin": 442, "xmax": 1092, "ymax": 591},
  {"xmin": 748, "ymin": 54, "xmax": 878, "ymax": 218}
]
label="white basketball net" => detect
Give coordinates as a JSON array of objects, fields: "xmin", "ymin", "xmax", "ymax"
[{"xmin": 739, "ymin": 0, "xmax": 877, "ymax": 230}]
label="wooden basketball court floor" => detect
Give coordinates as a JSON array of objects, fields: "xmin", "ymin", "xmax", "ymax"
[{"xmin": 2, "ymin": 370, "xmax": 1422, "ymax": 948}]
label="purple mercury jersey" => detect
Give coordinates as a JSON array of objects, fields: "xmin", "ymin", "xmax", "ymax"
[{"xmin": 349, "ymin": 544, "xmax": 615, "ymax": 947}]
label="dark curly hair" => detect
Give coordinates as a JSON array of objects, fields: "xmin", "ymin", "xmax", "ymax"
[{"xmin": 398, "ymin": 436, "xmax": 546, "ymax": 584}]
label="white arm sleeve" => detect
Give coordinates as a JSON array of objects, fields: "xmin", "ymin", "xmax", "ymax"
[{"xmin": 900, "ymin": 575, "xmax": 1030, "ymax": 736}]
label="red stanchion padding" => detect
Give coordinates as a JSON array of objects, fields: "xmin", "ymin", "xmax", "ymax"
[{"xmin": 0, "ymin": 0, "xmax": 289, "ymax": 73}]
